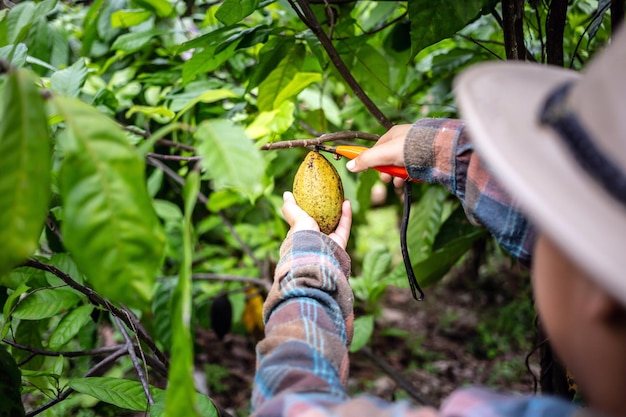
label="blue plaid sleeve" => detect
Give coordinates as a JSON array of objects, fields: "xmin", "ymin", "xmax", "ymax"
[{"xmin": 404, "ymin": 118, "xmax": 536, "ymax": 267}]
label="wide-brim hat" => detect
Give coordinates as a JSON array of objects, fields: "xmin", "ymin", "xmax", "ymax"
[{"xmin": 454, "ymin": 26, "xmax": 626, "ymax": 305}]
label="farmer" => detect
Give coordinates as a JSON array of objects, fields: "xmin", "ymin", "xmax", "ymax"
[{"xmin": 251, "ymin": 24, "xmax": 626, "ymax": 417}]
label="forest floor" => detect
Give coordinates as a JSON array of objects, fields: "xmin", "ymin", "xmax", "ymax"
[{"xmin": 197, "ymin": 257, "xmax": 542, "ymax": 416}]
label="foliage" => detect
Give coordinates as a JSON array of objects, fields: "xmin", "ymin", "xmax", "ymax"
[{"xmin": 0, "ymin": 0, "xmax": 615, "ymax": 415}]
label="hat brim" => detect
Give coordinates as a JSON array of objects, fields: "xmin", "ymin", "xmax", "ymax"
[{"xmin": 454, "ymin": 62, "xmax": 626, "ymax": 303}]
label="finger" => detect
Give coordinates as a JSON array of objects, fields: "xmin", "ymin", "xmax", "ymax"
[
  {"xmin": 393, "ymin": 176, "xmax": 406, "ymax": 189},
  {"xmin": 329, "ymin": 199, "xmax": 352, "ymax": 249},
  {"xmin": 282, "ymin": 192, "xmax": 319, "ymax": 232},
  {"xmin": 379, "ymin": 172, "xmax": 393, "ymax": 184}
]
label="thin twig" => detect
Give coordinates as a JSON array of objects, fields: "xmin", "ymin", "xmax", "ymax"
[
  {"xmin": 261, "ymin": 131, "xmax": 380, "ymax": 151},
  {"xmin": 157, "ymin": 138, "xmax": 196, "ymax": 152},
  {"xmin": 360, "ymin": 346, "xmax": 432, "ymax": 407},
  {"xmin": 146, "ymin": 152, "xmax": 201, "ymax": 162},
  {"xmin": 3, "ymin": 339, "xmax": 121, "ymax": 357},
  {"xmin": 113, "ymin": 316, "xmax": 154, "ymax": 406}
]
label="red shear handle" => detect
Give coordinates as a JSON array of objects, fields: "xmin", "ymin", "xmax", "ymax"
[{"xmin": 334, "ymin": 145, "xmax": 417, "ymax": 182}]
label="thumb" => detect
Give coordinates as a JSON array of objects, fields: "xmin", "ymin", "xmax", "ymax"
[{"xmin": 346, "ymin": 145, "xmax": 402, "ymax": 173}]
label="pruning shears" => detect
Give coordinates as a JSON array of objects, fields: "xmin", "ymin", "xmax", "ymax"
[{"xmin": 312, "ymin": 144, "xmax": 419, "ymax": 182}]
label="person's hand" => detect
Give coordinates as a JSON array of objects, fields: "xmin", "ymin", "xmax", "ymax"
[
  {"xmin": 282, "ymin": 191, "xmax": 352, "ymax": 249},
  {"xmin": 346, "ymin": 124, "xmax": 412, "ymax": 188}
]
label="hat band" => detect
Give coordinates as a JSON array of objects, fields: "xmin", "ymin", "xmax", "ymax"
[{"xmin": 540, "ymin": 82, "xmax": 626, "ymax": 206}]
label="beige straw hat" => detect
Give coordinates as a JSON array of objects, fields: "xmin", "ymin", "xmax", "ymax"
[{"xmin": 454, "ymin": 25, "xmax": 626, "ymax": 304}]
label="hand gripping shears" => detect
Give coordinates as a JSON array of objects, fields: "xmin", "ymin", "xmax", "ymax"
[{"xmin": 313, "ymin": 144, "xmax": 419, "ymax": 182}]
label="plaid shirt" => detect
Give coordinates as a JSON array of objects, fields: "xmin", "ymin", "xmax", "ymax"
[
  {"xmin": 404, "ymin": 118, "xmax": 535, "ymax": 266},
  {"xmin": 252, "ymin": 120, "xmax": 582, "ymax": 416}
]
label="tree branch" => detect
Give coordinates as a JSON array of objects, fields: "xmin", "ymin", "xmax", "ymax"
[
  {"xmin": 23, "ymin": 259, "xmax": 168, "ymax": 367},
  {"xmin": 3, "ymin": 339, "xmax": 121, "ymax": 357},
  {"xmin": 289, "ymin": 0, "xmax": 393, "ymax": 129},
  {"xmin": 114, "ymin": 316, "xmax": 154, "ymax": 406},
  {"xmin": 546, "ymin": 0, "xmax": 568, "ymax": 66},
  {"xmin": 260, "ymin": 131, "xmax": 380, "ymax": 150},
  {"xmin": 501, "ymin": 0, "xmax": 526, "ymax": 60}
]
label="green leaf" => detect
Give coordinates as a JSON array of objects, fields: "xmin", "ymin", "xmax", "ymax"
[
  {"xmin": 69, "ymin": 377, "xmax": 151, "ymax": 411},
  {"xmin": 80, "ymin": 0, "xmax": 105, "ymax": 55},
  {"xmin": 350, "ymin": 314, "xmax": 374, "ymax": 352},
  {"xmin": 245, "ymin": 100, "xmax": 295, "ymax": 139},
  {"xmin": 172, "ymin": 88, "xmax": 237, "ymax": 121},
  {"xmin": 165, "ymin": 170, "xmax": 201, "ymax": 417},
  {"xmin": 408, "ymin": 0, "xmax": 491, "ymax": 57},
  {"xmin": 111, "ymin": 29, "xmax": 166, "ymax": 53},
  {"xmin": 0, "ymin": 69, "xmax": 51, "ymax": 277},
  {"xmin": 362, "ymin": 246, "xmax": 392, "ymax": 283},
  {"xmin": 246, "ymin": 35, "xmax": 293, "ymax": 93},
  {"xmin": 111, "ymin": 9, "xmax": 153, "ymax": 28},
  {"xmin": 47, "ymin": 304, "xmax": 94, "ymax": 350},
  {"xmin": 126, "ymin": 105, "xmax": 175, "ymax": 123},
  {"xmin": 0, "ymin": 345, "xmax": 25, "ymax": 417},
  {"xmin": 195, "ymin": 119, "xmax": 266, "ymax": 202},
  {"xmin": 0, "ymin": 43, "xmax": 28, "ymax": 67},
  {"xmin": 50, "ymin": 58, "xmax": 88, "ymax": 98},
  {"xmin": 256, "ymin": 43, "xmax": 305, "ymax": 111},
  {"xmin": 12, "ymin": 288, "xmax": 81, "ymax": 320},
  {"xmin": 6, "ymin": 2, "xmax": 35, "ymax": 44},
  {"xmin": 53, "ymin": 95, "xmax": 165, "ymax": 309},
  {"xmin": 272, "ymin": 72, "xmax": 321, "ymax": 109},
  {"xmin": 132, "ymin": 0, "xmax": 174, "ymax": 18},
  {"xmin": 181, "ymin": 42, "xmax": 239, "ymax": 85},
  {"xmin": 215, "ymin": 0, "xmax": 260, "ymax": 25}
]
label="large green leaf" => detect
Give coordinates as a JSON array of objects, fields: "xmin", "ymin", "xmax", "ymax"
[
  {"xmin": 0, "ymin": 69, "xmax": 51, "ymax": 277},
  {"xmin": 408, "ymin": 0, "xmax": 493, "ymax": 57},
  {"xmin": 53, "ymin": 95, "xmax": 165, "ymax": 309},
  {"xmin": 165, "ymin": 170, "xmax": 201, "ymax": 417},
  {"xmin": 69, "ymin": 377, "xmax": 151, "ymax": 411},
  {"xmin": 69, "ymin": 377, "xmax": 217, "ymax": 416},
  {"xmin": 195, "ymin": 119, "xmax": 266, "ymax": 203},
  {"xmin": 12, "ymin": 288, "xmax": 81, "ymax": 320},
  {"xmin": 47, "ymin": 304, "xmax": 94, "ymax": 350}
]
